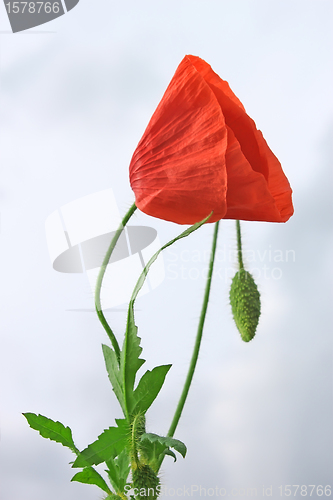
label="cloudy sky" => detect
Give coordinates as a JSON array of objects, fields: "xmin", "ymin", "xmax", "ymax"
[{"xmin": 0, "ymin": 1, "xmax": 332, "ymax": 499}]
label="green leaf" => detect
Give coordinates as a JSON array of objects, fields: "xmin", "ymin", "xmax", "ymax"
[
  {"xmin": 121, "ymin": 308, "xmax": 146, "ymax": 419},
  {"xmin": 164, "ymin": 448, "xmax": 177, "ymax": 461},
  {"xmin": 141, "ymin": 433, "xmax": 186, "ymax": 458},
  {"xmin": 131, "ymin": 364, "xmax": 172, "ymax": 415},
  {"xmin": 71, "ymin": 466, "xmax": 111, "ymax": 494},
  {"xmin": 105, "ymin": 459, "xmax": 119, "ymax": 492},
  {"xmin": 23, "ymin": 413, "xmax": 78, "ymax": 453},
  {"xmin": 72, "ymin": 419, "xmax": 129, "ymax": 468},
  {"xmin": 102, "ymin": 344, "xmax": 126, "ymax": 414},
  {"xmin": 140, "ymin": 433, "xmax": 186, "ymax": 465},
  {"xmin": 105, "ymin": 449, "xmax": 131, "ymax": 493},
  {"xmin": 116, "ymin": 448, "xmax": 131, "ymax": 484}
]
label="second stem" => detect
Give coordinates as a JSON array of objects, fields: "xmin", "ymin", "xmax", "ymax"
[{"xmin": 157, "ymin": 220, "xmax": 220, "ymax": 471}]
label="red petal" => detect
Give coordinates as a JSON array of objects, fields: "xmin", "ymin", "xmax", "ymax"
[
  {"xmin": 130, "ymin": 55, "xmax": 293, "ymax": 224},
  {"xmin": 187, "ymin": 55, "xmax": 246, "ymax": 112},
  {"xmin": 256, "ymin": 131, "xmax": 294, "ymax": 222},
  {"xmin": 224, "ymin": 127, "xmax": 287, "ymax": 222},
  {"xmin": 188, "ymin": 56, "xmax": 269, "ymax": 180},
  {"xmin": 129, "ymin": 56, "xmax": 228, "ymax": 224},
  {"xmin": 187, "ymin": 55, "xmax": 293, "ymax": 222}
]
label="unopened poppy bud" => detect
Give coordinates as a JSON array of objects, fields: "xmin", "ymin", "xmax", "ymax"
[
  {"xmin": 229, "ymin": 268, "xmax": 261, "ymax": 342},
  {"xmin": 132, "ymin": 464, "xmax": 160, "ymax": 500}
]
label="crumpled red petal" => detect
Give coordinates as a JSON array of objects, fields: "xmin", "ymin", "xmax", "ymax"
[
  {"xmin": 129, "ymin": 56, "xmax": 228, "ymax": 224},
  {"xmin": 224, "ymin": 127, "xmax": 285, "ymax": 221},
  {"xmin": 188, "ymin": 55, "xmax": 293, "ymax": 222},
  {"xmin": 129, "ymin": 55, "xmax": 294, "ymax": 224}
]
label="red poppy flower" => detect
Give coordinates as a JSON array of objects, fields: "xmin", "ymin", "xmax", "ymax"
[{"xmin": 129, "ymin": 55, "xmax": 293, "ymax": 225}]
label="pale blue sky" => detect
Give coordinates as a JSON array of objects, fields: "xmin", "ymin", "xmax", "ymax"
[{"xmin": 0, "ymin": 2, "xmax": 332, "ymax": 499}]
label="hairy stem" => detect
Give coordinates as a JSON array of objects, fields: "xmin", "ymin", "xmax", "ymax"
[
  {"xmin": 236, "ymin": 219, "xmax": 244, "ymax": 270},
  {"xmin": 130, "ymin": 413, "xmax": 145, "ymax": 468},
  {"xmin": 95, "ymin": 202, "xmax": 137, "ymax": 365}
]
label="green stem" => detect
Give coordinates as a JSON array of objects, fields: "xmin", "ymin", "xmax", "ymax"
[
  {"xmin": 157, "ymin": 221, "xmax": 220, "ymax": 471},
  {"xmin": 121, "ymin": 212, "xmax": 212, "ymax": 422},
  {"xmin": 95, "ymin": 202, "xmax": 137, "ymax": 365},
  {"xmin": 236, "ymin": 219, "xmax": 244, "ymax": 270},
  {"xmin": 130, "ymin": 413, "xmax": 145, "ymax": 468}
]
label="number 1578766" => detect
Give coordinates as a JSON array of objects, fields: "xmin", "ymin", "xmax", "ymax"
[{"xmin": 5, "ymin": 2, "xmax": 60, "ymax": 14}]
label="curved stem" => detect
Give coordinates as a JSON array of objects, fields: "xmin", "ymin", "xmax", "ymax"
[
  {"xmin": 121, "ymin": 212, "xmax": 212, "ymax": 422},
  {"xmin": 95, "ymin": 202, "xmax": 137, "ymax": 364},
  {"xmin": 236, "ymin": 219, "xmax": 244, "ymax": 270},
  {"xmin": 157, "ymin": 221, "xmax": 220, "ymax": 471}
]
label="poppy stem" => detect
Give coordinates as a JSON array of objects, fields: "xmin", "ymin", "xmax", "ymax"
[
  {"xmin": 236, "ymin": 220, "xmax": 244, "ymax": 270},
  {"xmin": 94, "ymin": 201, "xmax": 137, "ymax": 365},
  {"xmin": 157, "ymin": 220, "xmax": 220, "ymax": 471}
]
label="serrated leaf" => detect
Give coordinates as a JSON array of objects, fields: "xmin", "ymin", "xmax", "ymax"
[
  {"xmin": 103, "ymin": 344, "xmax": 126, "ymax": 414},
  {"xmin": 106, "ymin": 449, "xmax": 131, "ymax": 493},
  {"xmin": 23, "ymin": 413, "xmax": 78, "ymax": 453},
  {"xmin": 72, "ymin": 419, "xmax": 129, "ymax": 468},
  {"xmin": 141, "ymin": 433, "xmax": 186, "ymax": 458},
  {"xmin": 105, "ymin": 459, "xmax": 120, "ymax": 492},
  {"xmin": 116, "ymin": 448, "xmax": 131, "ymax": 482},
  {"xmin": 71, "ymin": 466, "xmax": 111, "ymax": 494},
  {"xmin": 140, "ymin": 433, "xmax": 187, "ymax": 463},
  {"xmin": 121, "ymin": 308, "xmax": 146, "ymax": 419},
  {"xmin": 131, "ymin": 364, "xmax": 172, "ymax": 415}
]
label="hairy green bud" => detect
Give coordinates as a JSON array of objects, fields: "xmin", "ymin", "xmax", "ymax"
[
  {"xmin": 132, "ymin": 464, "xmax": 160, "ymax": 500},
  {"xmin": 229, "ymin": 268, "xmax": 261, "ymax": 342}
]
